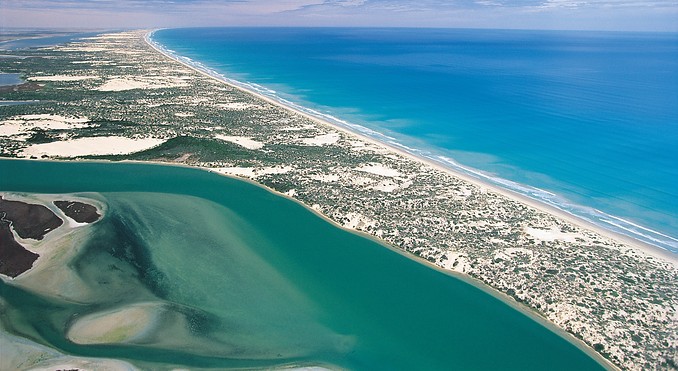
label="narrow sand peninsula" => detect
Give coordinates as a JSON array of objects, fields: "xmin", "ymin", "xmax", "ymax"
[
  {"xmin": 147, "ymin": 32, "xmax": 674, "ymax": 264},
  {"xmin": 141, "ymin": 31, "xmax": 675, "ymax": 369}
]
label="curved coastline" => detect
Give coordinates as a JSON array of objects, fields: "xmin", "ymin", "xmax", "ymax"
[
  {"xmin": 1, "ymin": 29, "xmax": 672, "ymax": 369},
  {"xmin": 145, "ymin": 29, "xmax": 676, "ymax": 263}
]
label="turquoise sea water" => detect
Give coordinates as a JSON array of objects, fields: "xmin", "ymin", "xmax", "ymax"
[
  {"xmin": 152, "ymin": 28, "xmax": 678, "ymax": 253},
  {"xmin": 0, "ymin": 159, "xmax": 606, "ymax": 370}
]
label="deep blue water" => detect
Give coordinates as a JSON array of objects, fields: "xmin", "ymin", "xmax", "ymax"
[{"xmin": 152, "ymin": 28, "xmax": 678, "ymax": 252}]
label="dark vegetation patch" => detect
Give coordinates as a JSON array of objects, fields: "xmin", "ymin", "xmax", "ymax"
[
  {"xmin": 0, "ymin": 196, "xmax": 63, "ymax": 240},
  {"xmin": 87, "ymin": 136, "xmax": 272, "ymax": 164},
  {"xmin": 0, "ymin": 220, "xmax": 39, "ymax": 278},
  {"xmin": 54, "ymin": 200, "xmax": 101, "ymax": 223},
  {"xmin": 0, "ymin": 82, "xmax": 42, "ymax": 94}
]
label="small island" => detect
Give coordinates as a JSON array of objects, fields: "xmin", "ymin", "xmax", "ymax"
[
  {"xmin": 0, "ymin": 219, "xmax": 39, "ymax": 278},
  {"xmin": 0, "ymin": 195, "xmax": 63, "ymax": 240},
  {"xmin": 0, "ymin": 194, "xmax": 100, "ymax": 278},
  {"xmin": 54, "ymin": 200, "xmax": 101, "ymax": 223}
]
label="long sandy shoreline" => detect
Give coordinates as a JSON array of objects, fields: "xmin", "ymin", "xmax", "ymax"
[
  {"xmin": 4, "ymin": 28, "xmax": 678, "ymax": 371},
  {"xmin": 144, "ymin": 30, "xmax": 675, "ymax": 266},
  {"xmin": 142, "ymin": 32, "xmax": 625, "ymax": 368}
]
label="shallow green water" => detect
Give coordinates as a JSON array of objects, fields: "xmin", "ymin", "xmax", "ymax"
[{"xmin": 0, "ymin": 159, "xmax": 606, "ymax": 370}]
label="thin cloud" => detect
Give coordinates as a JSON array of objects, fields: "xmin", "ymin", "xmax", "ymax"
[{"xmin": 1, "ymin": 0, "xmax": 676, "ymax": 30}]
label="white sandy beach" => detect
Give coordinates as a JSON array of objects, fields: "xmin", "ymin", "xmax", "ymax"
[
  {"xmin": 1, "ymin": 30, "xmax": 669, "ymax": 371},
  {"xmin": 144, "ymin": 31, "xmax": 676, "ymax": 265}
]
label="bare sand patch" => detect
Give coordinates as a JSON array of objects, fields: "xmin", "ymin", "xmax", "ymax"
[
  {"xmin": 301, "ymin": 133, "xmax": 340, "ymax": 146},
  {"xmin": 280, "ymin": 124, "xmax": 315, "ymax": 131},
  {"xmin": 370, "ymin": 179, "xmax": 412, "ymax": 193},
  {"xmin": 96, "ymin": 78, "xmax": 149, "ymax": 91},
  {"xmin": 211, "ymin": 166, "xmax": 293, "ymax": 178},
  {"xmin": 216, "ymin": 102, "xmax": 258, "ymax": 110},
  {"xmin": 96, "ymin": 78, "xmax": 189, "ymax": 92},
  {"xmin": 0, "ymin": 114, "xmax": 90, "ymax": 140},
  {"xmin": 215, "ymin": 135, "xmax": 264, "ymax": 150},
  {"xmin": 525, "ymin": 226, "xmax": 584, "ymax": 243},
  {"xmin": 355, "ymin": 163, "xmax": 402, "ymax": 178},
  {"xmin": 20, "ymin": 136, "xmax": 164, "ymax": 158},
  {"xmin": 57, "ymin": 46, "xmax": 110, "ymax": 52},
  {"xmin": 67, "ymin": 302, "xmax": 164, "ymax": 345}
]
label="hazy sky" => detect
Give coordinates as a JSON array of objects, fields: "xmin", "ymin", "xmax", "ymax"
[{"xmin": 1, "ymin": 0, "xmax": 677, "ymax": 32}]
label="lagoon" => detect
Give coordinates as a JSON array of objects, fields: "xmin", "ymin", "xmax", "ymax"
[
  {"xmin": 0, "ymin": 73, "xmax": 22, "ymax": 87},
  {"xmin": 0, "ymin": 159, "xmax": 607, "ymax": 370}
]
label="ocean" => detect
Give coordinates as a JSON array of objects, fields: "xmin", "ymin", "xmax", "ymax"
[
  {"xmin": 0, "ymin": 159, "xmax": 606, "ymax": 370},
  {"xmin": 152, "ymin": 28, "xmax": 678, "ymax": 253}
]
